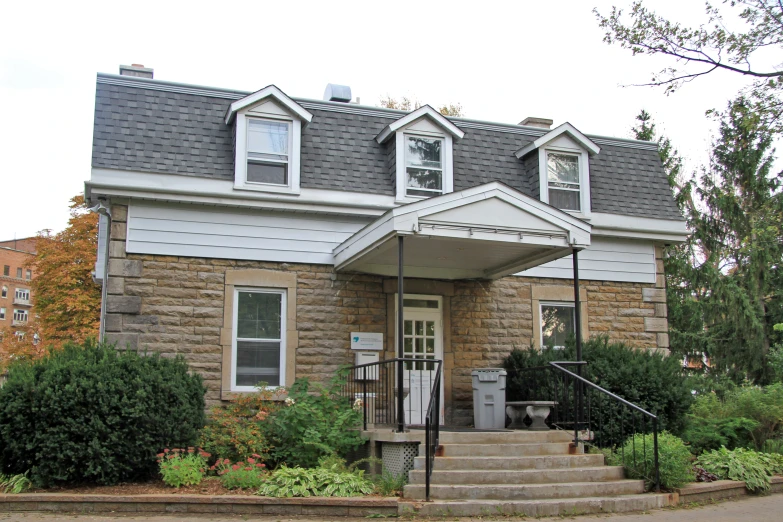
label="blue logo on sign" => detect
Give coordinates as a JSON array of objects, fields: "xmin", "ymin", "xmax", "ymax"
[{"xmin": 353, "ymin": 337, "xmax": 360, "ymax": 342}]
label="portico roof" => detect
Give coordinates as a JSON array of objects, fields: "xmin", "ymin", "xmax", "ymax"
[{"xmin": 333, "ymin": 182, "xmax": 591, "ymax": 280}]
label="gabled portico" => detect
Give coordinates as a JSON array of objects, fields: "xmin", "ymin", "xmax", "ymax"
[{"xmin": 334, "ymin": 182, "xmax": 591, "ymax": 280}]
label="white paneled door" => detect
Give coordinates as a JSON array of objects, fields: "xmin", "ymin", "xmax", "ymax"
[{"xmin": 399, "ymin": 295, "xmax": 444, "ymax": 425}]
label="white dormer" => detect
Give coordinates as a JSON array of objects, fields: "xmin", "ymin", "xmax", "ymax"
[
  {"xmin": 225, "ymin": 85, "xmax": 313, "ymax": 195},
  {"xmin": 515, "ymin": 123, "xmax": 600, "ymax": 218},
  {"xmin": 376, "ymin": 105, "xmax": 465, "ymax": 203}
]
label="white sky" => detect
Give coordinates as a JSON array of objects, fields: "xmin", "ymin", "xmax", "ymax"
[{"xmin": 0, "ymin": 0, "xmax": 763, "ymax": 240}]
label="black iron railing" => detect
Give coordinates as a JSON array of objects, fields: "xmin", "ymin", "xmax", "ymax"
[
  {"xmin": 341, "ymin": 357, "xmax": 442, "ymax": 429},
  {"xmin": 506, "ymin": 361, "xmax": 660, "ymax": 491},
  {"xmin": 424, "ymin": 361, "xmax": 442, "ymax": 502},
  {"xmin": 342, "ymin": 357, "xmax": 443, "ymax": 501}
]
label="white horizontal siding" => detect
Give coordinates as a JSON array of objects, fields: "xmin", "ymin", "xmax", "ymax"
[
  {"xmin": 517, "ymin": 237, "xmax": 656, "ymax": 283},
  {"xmin": 126, "ymin": 202, "xmax": 370, "ymax": 264}
]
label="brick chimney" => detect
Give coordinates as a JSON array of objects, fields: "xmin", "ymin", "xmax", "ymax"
[
  {"xmin": 119, "ymin": 64, "xmax": 153, "ymax": 79},
  {"xmin": 519, "ymin": 117, "xmax": 553, "ymax": 129}
]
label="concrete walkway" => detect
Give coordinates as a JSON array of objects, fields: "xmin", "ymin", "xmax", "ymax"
[{"xmin": 1, "ymin": 494, "xmax": 783, "ymax": 521}]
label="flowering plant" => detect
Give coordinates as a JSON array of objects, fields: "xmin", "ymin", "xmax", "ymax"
[
  {"xmin": 211, "ymin": 455, "xmax": 268, "ymax": 489},
  {"xmin": 157, "ymin": 447, "xmax": 210, "ymax": 488}
]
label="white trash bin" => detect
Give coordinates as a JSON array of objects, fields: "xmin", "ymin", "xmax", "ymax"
[{"xmin": 471, "ymin": 368, "xmax": 507, "ymax": 429}]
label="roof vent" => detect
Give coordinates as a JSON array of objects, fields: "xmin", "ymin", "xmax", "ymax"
[
  {"xmin": 324, "ymin": 83, "xmax": 352, "ymax": 103},
  {"xmin": 119, "ymin": 64, "xmax": 154, "ymax": 79},
  {"xmin": 519, "ymin": 117, "xmax": 553, "ymax": 129}
]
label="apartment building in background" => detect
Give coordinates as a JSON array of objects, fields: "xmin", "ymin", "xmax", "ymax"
[{"xmin": 0, "ymin": 238, "xmax": 36, "ymax": 333}]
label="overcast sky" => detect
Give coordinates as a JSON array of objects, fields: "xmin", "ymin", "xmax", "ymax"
[{"xmin": 0, "ymin": 0, "xmax": 762, "ymax": 240}]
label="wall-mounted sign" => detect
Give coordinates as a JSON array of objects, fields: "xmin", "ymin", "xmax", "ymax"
[{"xmin": 350, "ymin": 332, "xmax": 383, "ymax": 351}]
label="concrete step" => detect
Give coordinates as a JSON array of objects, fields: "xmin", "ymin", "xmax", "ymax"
[
  {"xmin": 403, "ymin": 479, "xmax": 645, "ymax": 500},
  {"xmin": 440, "ymin": 442, "xmax": 574, "ymax": 457},
  {"xmin": 437, "ymin": 430, "xmax": 573, "ymax": 444},
  {"xmin": 399, "ymin": 493, "xmax": 672, "ymax": 517},
  {"xmin": 408, "ymin": 466, "xmax": 625, "ymax": 485},
  {"xmin": 413, "ymin": 453, "xmax": 604, "ymax": 471}
]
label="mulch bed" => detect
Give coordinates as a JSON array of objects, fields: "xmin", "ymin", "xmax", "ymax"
[{"xmin": 30, "ymin": 477, "xmax": 246, "ymax": 496}]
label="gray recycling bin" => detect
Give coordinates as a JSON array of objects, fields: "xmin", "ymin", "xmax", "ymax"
[{"xmin": 471, "ymin": 368, "xmax": 507, "ymax": 429}]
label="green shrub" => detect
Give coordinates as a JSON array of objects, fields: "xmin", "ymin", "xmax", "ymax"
[
  {"xmin": 685, "ymin": 384, "xmax": 783, "ymax": 451},
  {"xmin": 257, "ymin": 457, "xmax": 374, "ymax": 498},
  {"xmin": 696, "ymin": 447, "xmax": 782, "ymax": 492},
  {"xmin": 157, "ymin": 448, "xmax": 208, "ymax": 488},
  {"xmin": 503, "ymin": 336, "xmax": 692, "ymax": 444},
  {"xmin": 0, "ymin": 340, "xmax": 206, "ymax": 486},
  {"xmin": 609, "ymin": 432, "xmax": 694, "ymax": 490},
  {"xmin": 268, "ymin": 372, "xmax": 365, "ymax": 468},
  {"xmin": 213, "ymin": 457, "xmax": 267, "ymax": 490},
  {"xmin": 0, "ymin": 473, "xmax": 31, "ymax": 494},
  {"xmin": 199, "ymin": 386, "xmax": 281, "ymax": 464},
  {"xmin": 682, "ymin": 416, "xmax": 759, "ymax": 454}
]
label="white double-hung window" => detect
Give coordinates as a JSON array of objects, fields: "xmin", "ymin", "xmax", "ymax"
[
  {"xmin": 246, "ymin": 119, "xmax": 290, "ymax": 186},
  {"xmin": 15, "ymin": 288, "xmax": 30, "ymax": 301},
  {"xmin": 232, "ymin": 288, "xmax": 286, "ymax": 390},
  {"xmin": 405, "ymin": 135, "xmax": 444, "ymax": 198},
  {"xmin": 546, "ymin": 152, "xmax": 581, "ymax": 211},
  {"xmin": 13, "ymin": 309, "xmax": 27, "ymax": 323}
]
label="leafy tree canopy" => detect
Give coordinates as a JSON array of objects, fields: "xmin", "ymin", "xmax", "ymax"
[
  {"xmin": 379, "ymin": 95, "xmax": 464, "ymax": 117},
  {"xmin": 0, "ymin": 194, "xmax": 101, "ymax": 365},
  {"xmin": 597, "ymin": 1, "xmax": 783, "ymax": 130}
]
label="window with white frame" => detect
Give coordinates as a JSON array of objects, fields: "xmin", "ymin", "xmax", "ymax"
[
  {"xmin": 13, "ymin": 309, "xmax": 27, "ymax": 323},
  {"xmin": 15, "ymin": 288, "xmax": 30, "ymax": 301},
  {"xmin": 16, "ymin": 268, "xmax": 22, "ymax": 279},
  {"xmin": 1, "ymin": 286, "xmax": 6, "ymax": 298},
  {"xmin": 0, "ymin": 308, "xmax": 5, "ymax": 320},
  {"xmin": 405, "ymin": 135, "xmax": 444, "ymax": 198},
  {"xmin": 246, "ymin": 118, "xmax": 291, "ymax": 186},
  {"xmin": 546, "ymin": 152, "xmax": 581, "ymax": 211},
  {"xmin": 540, "ymin": 302, "xmax": 575, "ymax": 349},
  {"xmin": 25, "ymin": 269, "xmax": 31, "ymax": 280},
  {"xmin": 232, "ymin": 289, "xmax": 286, "ymax": 390}
]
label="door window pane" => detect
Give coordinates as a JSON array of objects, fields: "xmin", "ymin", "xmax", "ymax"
[{"xmin": 541, "ymin": 304, "xmax": 576, "ymax": 349}]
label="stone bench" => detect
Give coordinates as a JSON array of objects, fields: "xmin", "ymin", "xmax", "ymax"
[{"xmin": 505, "ymin": 401, "xmax": 557, "ymax": 431}]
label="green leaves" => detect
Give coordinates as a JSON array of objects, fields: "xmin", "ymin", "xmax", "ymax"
[
  {"xmin": 611, "ymin": 432, "xmax": 694, "ymax": 490},
  {"xmin": 0, "ymin": 473, "xmax": 31, "ymax": 494},
  {"xmin": 0, "ymin": 341, "xmax": 206, "ymax": 487},
  {"xmin": 158, "ymin": 450, "xmax": 207, "ymax": 488},
  {"xmin": 257, "ymin": 463, "xmax": 374, "ymax": 498},
  {"xmin": 696, "ymin": 446, "xmax": 782, "ymax": 491}
]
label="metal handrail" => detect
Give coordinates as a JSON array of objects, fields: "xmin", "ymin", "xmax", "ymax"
[
  {"xmin": 424, "ymin": 361, "xmax": 443, "ymax": 502},
  {"xmin": 548, "ymin": 361, "xmax": 661, "ymax": 492}
]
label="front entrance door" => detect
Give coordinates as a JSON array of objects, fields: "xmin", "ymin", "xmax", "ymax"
[{"xmin": 399, "ymin": 295, "xmax": 444, "ymax": 425}]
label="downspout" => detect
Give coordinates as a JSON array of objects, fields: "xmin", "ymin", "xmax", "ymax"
[
  {"xmin": 396, "ymin": 235, "xmax": 405, "ymax": 433},
  {"xmin": 91, "ymin": 203, "xmax": 112, "ymax": 342}
]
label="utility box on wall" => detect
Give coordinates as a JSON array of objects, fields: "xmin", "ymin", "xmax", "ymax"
[{"xmin": 354, "ymin": 351, "xmax": 380, "ymax": 380}]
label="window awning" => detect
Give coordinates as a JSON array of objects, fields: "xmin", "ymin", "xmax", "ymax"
[{"xmin": 333, "ymin": 182, "xmax": 591, "ymax": 280}]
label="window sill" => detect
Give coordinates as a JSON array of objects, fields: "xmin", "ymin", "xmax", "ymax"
[
  {"xmin": 233, "ymin": 182, "xmax": 301, "ymax": 196},
  {"xmin": 221, "ymin": 388, "xmax": 289, "ymax": 401}
]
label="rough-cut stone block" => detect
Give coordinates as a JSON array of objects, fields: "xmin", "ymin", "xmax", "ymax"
[
  {"xmin": 641, "ymin": 288, "xmax": 666, "ymax": 303},
  {"xmin": 110, "ymin": 221, "xmax": 127, "ymax": 240},
  {"xmin": 107, "ymin": 276, "xmax": 124, "ymax": 295},
  {"xmin": 106, "ymin": 295, "xmax": 142, "ymax": 314},
  {"xmin": 108, "ymin": 259, "xmax": 142, "ymax": 278},
  {"xmin": 111, "ymin": 205, "xmax": 128, "ymax": 221},
  {"xmin": 105, "ymin": 313, "xmax": 122, "ymax": 332},
  {"xmin": 644, "ymin": 317, "xmax": 668, "ymax": 333},
  {"xmin": 109, "ymin": 240, "xmax": 126, "ymax": 258},
  {"xmin": 105, "ymin": 333, "xmax": 139, "ymax": 350}
]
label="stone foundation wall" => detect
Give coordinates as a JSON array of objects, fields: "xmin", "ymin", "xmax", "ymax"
[{"xmin": 104, "ymin": 204, "xmax": 668, "ymax": 416}]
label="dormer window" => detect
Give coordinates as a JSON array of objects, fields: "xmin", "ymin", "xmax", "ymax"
[
  {"xmin": 225, "ymin": 85, "xmax": 313, "ymax": 196},
  {"xmin": 405, "ymin": 136, "xmax": 443, "ymax": 197},
  {"xmin": 546, "ymin": 152, "xmax": 581, "ymax": 211},
  {"xmin": 514, "ymin": 122, "xmax": 600, "ymax": 217},
  {"xmin": 246, "ymin": 119, "xmax": 290, "ymax": 186},
  {"xmin": 375, "ymin": 105, "xmax": 465, "ymax": 203}
]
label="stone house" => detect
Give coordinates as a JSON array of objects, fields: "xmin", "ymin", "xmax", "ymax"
[{"xmin": 86, "ymin": 65, "xmax": 686, "ymax": 424}]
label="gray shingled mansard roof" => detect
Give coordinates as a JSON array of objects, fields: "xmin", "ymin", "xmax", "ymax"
[{"xmin": 91, "ymin": 74, "xmax": 684, "ymax": 220}]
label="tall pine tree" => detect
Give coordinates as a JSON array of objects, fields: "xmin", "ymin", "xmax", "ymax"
[{"xmin": 635, "ymin": 100, "xmax": 783, "ymax": 383}]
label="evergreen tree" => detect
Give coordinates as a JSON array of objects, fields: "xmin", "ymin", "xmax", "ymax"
[{"xmin": 635, "ymin": 101, "xmax": 783, "ymax": 383}]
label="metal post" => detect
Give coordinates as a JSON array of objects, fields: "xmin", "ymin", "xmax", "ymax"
[
  {"xmin": 396, "ymin": 235, "xmax": 405, "ymax": 433},
  {"xmin": 572, "ymin": 248, "xmax": 583, "ymax": 442},
  {"xmin": 362, "ymin": 366, "xmax": 368, "ymax": 431}
]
